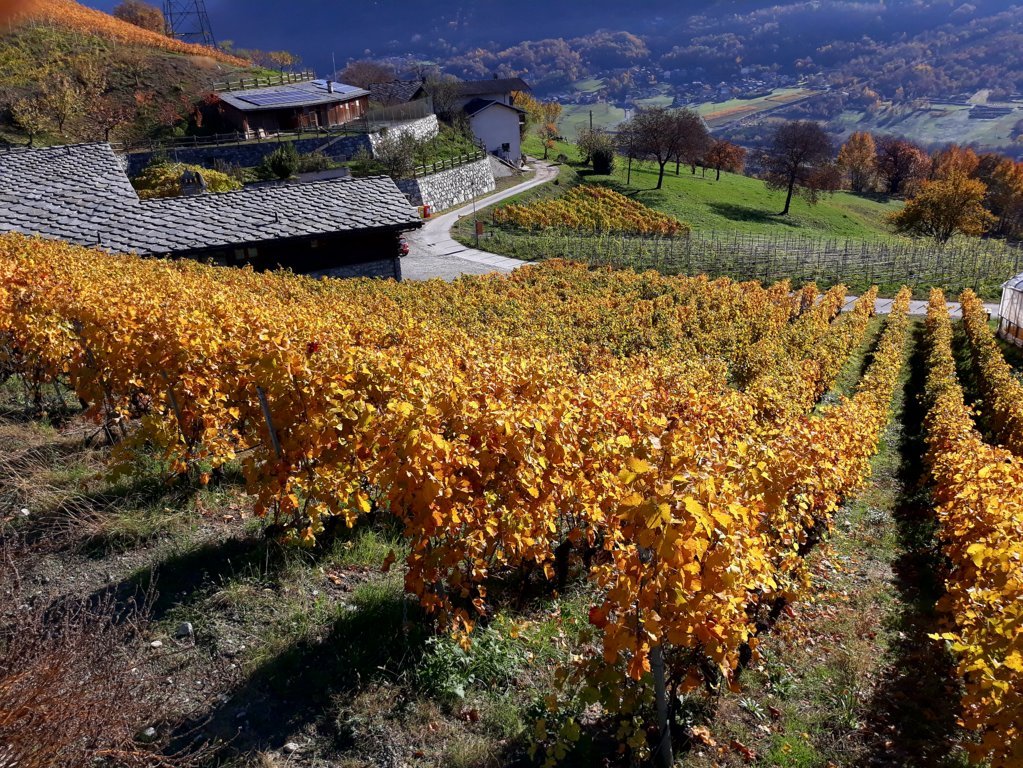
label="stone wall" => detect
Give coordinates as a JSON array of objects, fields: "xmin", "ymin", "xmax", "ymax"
[
  {"xmin": 367, "ymin": 115, "xmax": 439, "ymax": 153},
  {"xmin": 123, "ymin": 116, "xmax": 439, "ymax": 177},
  {"xmin": 123, "ymin": 133, "xmax": 372, "ymax": 176},
  {"xmin": 395, "ymin": 157, "xmax": 496, "ymax": 214}
]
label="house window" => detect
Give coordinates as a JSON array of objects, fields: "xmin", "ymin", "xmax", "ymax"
[{"xmin": 502, "ymin": 143, "xmax": 511, "ymax": 152}]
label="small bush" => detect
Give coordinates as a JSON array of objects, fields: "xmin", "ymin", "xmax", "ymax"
[
  {"xmin": 0, "ymin": 530, "xmax": 205, "ymax": 767},
  {"xmin": 592, "ymin": 147, "xmax": 616, "ymax": 175},
  {"xmin": 256, "ymin": 143, "xmax": 300, "ymax": 181},
  {"xmin": 418, "ymin": 624, "xmax": 525, "ymax": 701},
  {"xmin": 296, "ymin": 151, "xmax": 336, "ymax": 174},
  {"xmin": 132, "ymin": 161, "xmax": 242, "ymax": 199}
]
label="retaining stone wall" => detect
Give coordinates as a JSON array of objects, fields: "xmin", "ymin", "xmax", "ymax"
[
  {"xmin": 123, "ymin": 133, "xmax": 372, "ymax": 176},
  {"xmin": 366, "ymin": 115, "xmax": 440, "ymax": 153},
  {"xmin": 395, "ymin": 157, "xmax": 496, "ymax": 213},
  {"xmin": 123, "ymin": 116, "xmax": 439, "ymax": 177}
]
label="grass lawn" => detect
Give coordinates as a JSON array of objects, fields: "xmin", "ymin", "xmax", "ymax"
[
  {"xmin": 520, "ymin": 135, "xmax": 902, "ymax": 240},
  {"xmin": 557, "ymin": 103, "xmax": 628, "ymax": 142}
]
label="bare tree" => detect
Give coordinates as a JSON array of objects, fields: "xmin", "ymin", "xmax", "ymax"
[
  {"xmin": 761, "ymin": 120, "xmax": 839, "ymax": 215},
  {"xmin": 339, "ymin": 59, "xmax": 398, "ymax": 89},
  {"xmin": 621, "ymin": 107, "xmax": 708, "ymax": 190}
]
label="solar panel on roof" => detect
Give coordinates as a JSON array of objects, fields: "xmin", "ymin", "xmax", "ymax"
[{"xmin": 237, "ymin": 89, "xmax": 313, "ymax": 107}]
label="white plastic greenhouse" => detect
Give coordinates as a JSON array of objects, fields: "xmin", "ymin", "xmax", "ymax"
[{"xmin": 998, "ymin": 273, "xmax": 1023, "ymax": 347}]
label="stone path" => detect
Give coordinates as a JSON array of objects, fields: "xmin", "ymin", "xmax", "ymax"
[{"xmin": 400, "ymin": 162, "xmax": 556, "ymax": 281}]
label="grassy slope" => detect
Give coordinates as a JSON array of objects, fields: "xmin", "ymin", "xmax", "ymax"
[
  {"xmin": 0, "ymin": 6, "xmax": 256, "ymax": 146},
  {"xmin": 520, "ymin": 134, "xmax": 902, "ymax": 240}
]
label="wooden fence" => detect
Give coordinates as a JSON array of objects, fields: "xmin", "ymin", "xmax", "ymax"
[{"xmin": 212, "ymin": 70, "xmax": 317, "ymax": 92}]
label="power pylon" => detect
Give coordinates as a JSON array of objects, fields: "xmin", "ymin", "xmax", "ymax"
[{"xmin": 162, "ymin": 0, "xmax": 217, "ymax": 48}]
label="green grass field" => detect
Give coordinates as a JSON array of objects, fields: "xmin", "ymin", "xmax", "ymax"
[
  {"xmin": 832, "ymin": 103, "xmax": 1023, "ymax": 149},
  {"xmin": 557, "ymin": 103, "xmax": 628, "ymax": 141},
  {"xmin": 521, "ymin": 135, "xmax": 902, "ymax": 239}
]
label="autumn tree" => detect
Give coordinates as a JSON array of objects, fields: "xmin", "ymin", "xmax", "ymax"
[
  {"xmin": 339, "ymin": 59, "xmax": 397, "ymax": 89},
  {"xmin": 984, "ymin": 158, "xmax": 1023, "ymax": 239},
  {"xmin": 837, "ymin": 131, "xmax": 876, "ymax": 193},
  {"xmin": 112, "ymin": 0, "xmax": 165, "ymax": 35},
  {"xmin": 889, "ymin": 168, "xmax": 995, "ymax": 242},
  {"xmin": 931, "ymin": 144, "xmax": 980, "ymax": 181},
  {"xmin": 761, "ymin": 121, "xmax": 840, "ymax": 215},
  {"xmin": 518, "ymin": 94, "xmax": 562, "ymax": 160},
  {"xmin": 10, "ymin": 96, "xmax": 50, "ymax": 147},
  {"xmin": 703, "ymin": 139, "xmax": 746, "ymax": 181},
  {"xmin": 267, "ymin": 51, "xmax": 299, "ymax": 73},
  {"xmin": 875, "ymin": 136, "xmax": 929, "ymax": 196},
  {"xmin": 40, "ymin": 73, "xmax": 83, "ymax": 137},
  {"xmin": 86, "ymin": 95, "xmax": 134, "ymax": 141}
]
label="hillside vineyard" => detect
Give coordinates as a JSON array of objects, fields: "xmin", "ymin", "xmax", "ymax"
[{"xmin": 1, "ymin": 233, "xmax": 1019, "ymax": 764}]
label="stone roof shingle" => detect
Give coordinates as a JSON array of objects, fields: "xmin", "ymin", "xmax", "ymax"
[{"xmin": 0, "ymin": 143, "xmax": 422, "ymax": 256}]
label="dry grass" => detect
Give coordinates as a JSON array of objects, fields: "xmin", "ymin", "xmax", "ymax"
[{"xmin": 0, "ymin": 527, "xmax": 211, "ymax": 768}]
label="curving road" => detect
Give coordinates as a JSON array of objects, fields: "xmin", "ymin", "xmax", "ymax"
[{"xmin": 400, "ymin": 161, "xmax": 558, "ymax": 281}]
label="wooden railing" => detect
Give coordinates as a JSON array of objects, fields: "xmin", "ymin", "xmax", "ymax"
[{"xmin": 212, "ymin": 70, "xmax": 317, "ymax": 92}]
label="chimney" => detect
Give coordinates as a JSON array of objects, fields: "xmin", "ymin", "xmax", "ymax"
[{"xmin": 327, "ymin": 80, "xmax": 335, "ymax": 93}]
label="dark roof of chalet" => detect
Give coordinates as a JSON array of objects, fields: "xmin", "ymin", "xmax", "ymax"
[
  {"xmin": 368, "ymin": 80, "xmax": 427, "ymax": 105},
  {"xmin": 0, "ymin": 143, "xmax": 421, "ymax": 256},
  {"xmin": 463, "ymin": 98, "xmax": 526, "ymax": 117},
  {"xmin": 454, "ymin": 78, "xmax": 531, "ymax": 97},
  {"xmin": 218, "ymin": 79, "xmax": 369, "ymax": 113}
]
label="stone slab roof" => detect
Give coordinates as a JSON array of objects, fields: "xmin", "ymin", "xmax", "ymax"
[
  {"xmin": 454, "ymin": 78, "xmax": 531, "ymax": 97},
  {"xmin": 463, "ymin": 98, "xmax": 526, "ymax": 117},
  {"xmin": 369, "ymin": 80, "xmax": 427, "ymax": 105},
  {"xmin": 0, "ymin": 143, "xmax": 421, "ymax": 256}
]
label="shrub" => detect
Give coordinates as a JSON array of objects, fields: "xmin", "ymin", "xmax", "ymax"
[
  {"xmin": 256, "ymin": 142, "xmax": 300, "ymax": 181},
  {"xmin": 591, "ymin": 147, "xmax": 615, "ymax": 175},
  {"xmin": 132, "ymin": 161, "xmax": 242, "ymax": 199},
  {"xmin": 296, "ymin": 151, "xmax": 335, "ymax": 174}
]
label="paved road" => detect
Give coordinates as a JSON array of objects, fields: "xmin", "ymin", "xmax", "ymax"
[
  {"xmin": 398, "ymin": 165, "xmax": 1004, "ymax": 318},
  {"xmin": 400, "ymin": 162, "xmax": 557, "ymax": 281},
  {"xmin": 843, "ymin": 295, "xmax": 1000, "ymax": 318}
]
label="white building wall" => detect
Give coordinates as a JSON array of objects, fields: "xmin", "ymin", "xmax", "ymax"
[{"xmin": 469, "ymin": 108, "xmax": 522, "ymax": 163}]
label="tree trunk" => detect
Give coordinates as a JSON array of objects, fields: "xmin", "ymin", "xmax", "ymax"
[
  {"xmin": 627, "ymin": 156, "xmax": 633, "ymax": 185},
  {"xmin": 651, "ymin": 645, "xmax": 673, "ymax": 768},
  {"xmin": 657, "ymin": 160, "xmax": 667, "ymax": 189},
  {"xmin": 715, "ymin": 167, "xmax": 721, "ymax": 181},
  {"xmin": 781, "ymin": 173, "xmax": 797, "ymax": 215},
  {"xmin": 675, "ymin": 157, "xmax": 680, "ymax": 176}
]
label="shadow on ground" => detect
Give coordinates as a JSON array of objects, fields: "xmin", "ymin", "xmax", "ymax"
[{"xmin": 862, "ymin": 324, "xmax": 965, "ymax": 767}]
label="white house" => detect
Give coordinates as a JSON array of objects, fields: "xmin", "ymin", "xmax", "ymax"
[
  {"xmin": 999, "ymin": 273, "xmax": 1023, "ymax": 347},
  {"xmin": 452, "ymin": 78, "xmax": 530, "ymax": 166},
  {"xmin": 464, "ymin": 98, "xmax": 526, "ymax": 164}
]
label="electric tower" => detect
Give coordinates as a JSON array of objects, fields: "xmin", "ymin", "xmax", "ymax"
[{"xmin": 162, "ymin": 0, "xmax": 217, "ymax": 48}]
